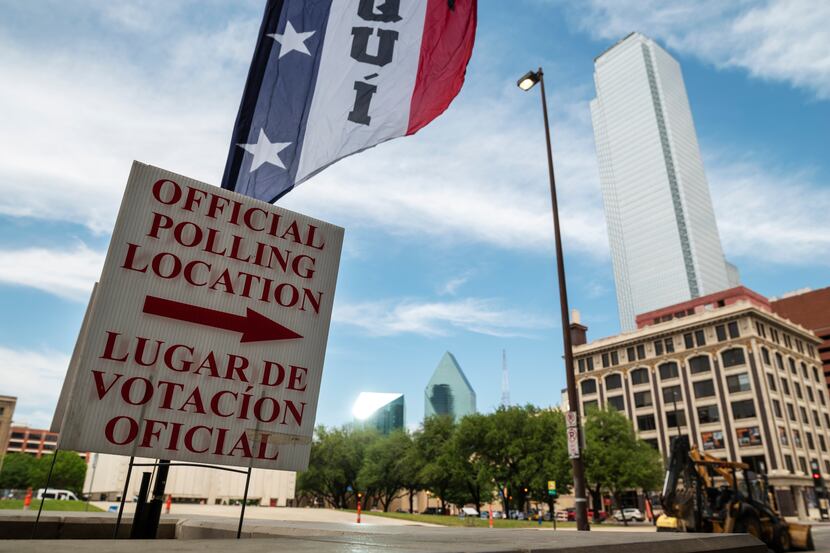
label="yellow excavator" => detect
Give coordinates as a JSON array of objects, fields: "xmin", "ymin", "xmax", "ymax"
[{"xmin": 657, "ymin": 436, "xmax": 813, "ymax": 551}]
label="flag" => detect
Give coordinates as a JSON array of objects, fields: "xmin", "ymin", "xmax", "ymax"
[{"xmin": 221, "ymin": 0, "xmax": 477, "ymax": 203}]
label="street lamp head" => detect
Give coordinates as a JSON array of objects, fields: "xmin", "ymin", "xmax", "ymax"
[{"xmin": 517, "ymin": 69, "xmax": 541, "ymax": 91}]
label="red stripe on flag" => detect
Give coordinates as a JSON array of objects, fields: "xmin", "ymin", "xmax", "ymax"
[{"xmin": 407, "ymin": 0, "xmax": 477, "ymax": 135}]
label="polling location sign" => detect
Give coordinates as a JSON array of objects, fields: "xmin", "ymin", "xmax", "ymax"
[{"xmin": 56, "ymin": 162, "xmax": 343, "ymax": 471}]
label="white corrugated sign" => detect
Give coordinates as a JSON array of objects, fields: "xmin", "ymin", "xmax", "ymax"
[
  {"xmin": 567, "ymin": 427, "xmax": 580, "ymax": 459},
  {"xmin": 56, "ymin": 162, "xmax": 343, "ymax": 471}
]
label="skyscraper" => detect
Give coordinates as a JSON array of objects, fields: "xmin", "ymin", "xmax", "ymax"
[
  {"xmin": 590, "ymin": 33, "xmax": 738, "ymax": 331},
  {"xmin": 353, "ymin": 392, "xmax": 405, "ymax": 435},
  {"xmin": 424, "ymin": 351, "xmax": 476, "ymax": 421}
]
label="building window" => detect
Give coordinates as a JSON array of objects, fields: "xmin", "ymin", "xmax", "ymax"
[
  {"xmin": 659, "ymin": 362, "xmax": 679, "ymax": 380},
  {"xmin": 644, "ymin": 438, "xmax": 659, "ymax": 450},
  {"xmin": 607, "ymin": 396, "xmax": 625, "ymax": 411},
  {"xmin": 716, "ymin": 325, "xmax": 727, "ymax": 342},
  {"xmin": 820, "ymin": 435, "xmax": 827, "ymax": 452},
  {"xmin": 583, "ymin": 400, "xmax": 598, "ymax": 413},
  {"xmin": 779, "ymin": 427, "xmax": 789, "ymax": 446},
  {"xmin": 788, "ymin": 358, "xmax": 797, "ymax": 374},
  {"xmin": 631, "ymin": 368, "xmax": 649, "ymax": 385},
  {"xmin": 736, "ymin": 426, "xmax": 762, "ymax": 447},
  {"xmin": 787, "ymin": 403, "xmax": 797, "ymax": 422},
  {"xmin": 11, "ymin": 432, "xmax": 24, "ymax": 439},
  {"xmin": 732, "ymin": 400, "xmax": 757, "ymax": 419},
  {"xmin": 689, "ymin": 355, "xmax": 711, "ymax": 374},
  {"xmin": 637, "ymin": 414, "xmax": 656, "ymax": 431},
  {"xmin": 728, "ymin": 321, "xmax": 740, "ymax": 339},
  {"xmin": 695, "ymin": 330, "xmax": 706, "ymax": 347},
  {"xmin": 796, "ymin": 339, "xmax": 804, "ymax": 354},
  {"xmin": 807, "ymin": 432, "xmax": 816, "ymax": 450},
  {"xmin": 586, "ymin": 357, "xmax": 594, "ymax": 371},
  {"xmin": 814, "ymin": 366, "xmax": 821, "ymax": 382},
  {"xmin": 578, "ymin": 359, "xmax": 585, "ymax": 373},
  {"xmin": 605, "ymin": 373, "xmax": 622, "ymax": 390},
  {"xmin": 663, "ymin": 385, "xmax": 682, "ymax": 404},
  {"xmin": 785, "ymin": 455, "xmax": 795, "ymax": 473},
  {"xmin": 799, "ymin": 457, "xmax": 808, "ymax": 475},
  {"xmin": 793, "ymin": 430, "xmax": 802, "ymax": 447},
  {"xmin": 602, "ymin": 353, "xmax": 609, "ymax": 368},
  {"xmin": 702, "ymin": 430, "xmax": 725, "ymax": 450},
  {"xmin": 654, "ymin": 340, "xmax": 664, "ymax": 356},
  {"xmin": 822, "ymin": 392, "xmax": 827, "ymax": 407},
  {"xmin": 666, "ymin": 410, "xmax": 686, "ymax": 428},
  {"xmin": 627, "ymin": 347, "xmax": 636, "ymax": 362},
  {"xmin": 580, "ymin": 379, "xmax": 597, "ymax": 395},
  {"xmin": 665, "ymin": 338, "xmax": 675, "ymax": 353},
  {"xmin": 772, "ymin": 399, "xmax": 782, "ymax": 418},
  {"xmin": 761, "ymin": 347, "xmax": 771, "ymax": 365},
  {"xmin": 801, "ymin": 362, "xmax": 809, "ymax": 379},
  {"xmin": 767, "ymin": 373, "xmax": 777, "ymax": 392},
  {"xmin": 782, "ymin": 379, "xmax": 790, "ymax": 395},
  {"xmin": 721, "ymin": 348, "xmax": 746, "ymax": 368},
  {"xmin": 684, "ymin": 333, "xmax": 694, "ymax": 349},
  {"xmin": 784, "ymin": 335, "xmax": 792, "ymax": 349},
  {"xmin": 800, "ymin": 406, "xmax": 809, "ymax": 423},
  {"xmin": 698, "ymin": 404, "xmax": 720, "ymax": 424},
  {"xmin": 636, "ymin": 344, "xmax": 646, "ymax": 360},
  {"xmin": 775, "ymin": 352, "xmax": 784, "ymax": 371},
  {"xmin": 772, "ymin": 329, "xmax": 779, "ymax": 343},
  {"xmin": 825, "ymin": 413, "xmax": 830, "ymax": 427},
  {"xmin": 694, "ymin": 379, "xmax": 716, "ymax": 398},
  {"xmin": 611, "ymin": 351, "xmax": 619, "ymax": 365},
  {"xmin": 756, "ymin": 322, "xmax": 766, "ymax": 338},
  {"xmin": 634, "ymin": 390, "xmax": 653, "ymax": 408},
  {"xmin": 794, "ymin": 383, "xmax": 802, "ymax": 399},
  {"xmin": 727, "ymin": 373, "xmax": 751, "ymax": 393}
]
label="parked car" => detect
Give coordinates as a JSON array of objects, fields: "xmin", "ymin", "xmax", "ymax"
[
  {"xmin": 36, "ymin": 488, "xmax": 79, "ymax": 501},
  {"xmin": 612, "ymin": 508, "xmax": 645, "ymax": 522},
  {"xmin": 555, "ymin": 510, "xmax": 569, "ymax": 521},
  {"xmin": 492, "ymin": 510, "xmax": 505, "ymax": 519}
]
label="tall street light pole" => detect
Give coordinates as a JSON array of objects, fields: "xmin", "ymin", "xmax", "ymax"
[{"xmin": 517, "ymin": 67, "xmax": 589, "ymax": 531}]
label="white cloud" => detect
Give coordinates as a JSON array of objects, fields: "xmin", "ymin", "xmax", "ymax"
[
  {"xmin": 333, "ymin": 297, "xmax": 554, "ymax": 338},
  {"xmin": 708, "ymin": 159, "xmax": 830, "ymax": 265},
  {"xmin": 0, "ymin": 244, "xmax": 103, "ymax": 301},
  {"xmin": 438, "ymin": 274, "xmax": 471, "ymax": 296},
  {"xmin": 0, "ymin": 347, "xmax": 70, "ymax": 429},
  {"xmin": 559, "ymin": 0, "xmax": 830, "ymax": 99}
]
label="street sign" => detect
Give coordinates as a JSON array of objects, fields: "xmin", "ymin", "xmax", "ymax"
[
  {"xmin": 55, "ymin": 162, "xmax": 344, "ymax": 472},
  {"xmin": 565, "ymin": 411, "xmax": 578, "ymax": 428},
  {"xmin": 567, "ymin": 427, "xmax": 580, "ymax": 459},
  {"xmin": 547, "ymin": 480, "xmax": 557, "ymax": 496}
]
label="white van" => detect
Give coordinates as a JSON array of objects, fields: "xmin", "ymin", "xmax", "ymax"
[{"xmin": 36, "ymin": 488, "xmax": 79, "ymax": 501}]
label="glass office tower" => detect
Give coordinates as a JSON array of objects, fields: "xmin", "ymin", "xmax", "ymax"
[
  {"xmin": 424, "ymin": 351, "xmax": 476, "ymax": 421},
  {"xmin": 590, "ymin": 33, "xmax": 736, "ymax": 331},
  {"xmin": 353, "ymin": 392, "xmax": 405, "ymax": 434}
]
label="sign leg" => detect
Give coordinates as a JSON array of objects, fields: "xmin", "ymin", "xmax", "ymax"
[
  {"xmin": 114, "ymin": 456, "xmax": 134, "ymax": 539},
  {"xmin": 31, "ymin": 449, "xmax": 59, "ymax": 539},
  {"xmin": 237, "ymin": 467, "xmax": 253, "ymax": 539}
]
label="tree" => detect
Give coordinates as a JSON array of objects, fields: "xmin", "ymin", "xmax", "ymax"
[
  {"xmin": 416, "ymin": 416, "xmax": 465, "ymax": 514},
  {"xmin": 583, "ymin": 408, "xmax": 662, "ymax": 524},
  {"xmin": 29, "ymin": 452, "xmax": 87, "ymax": 494},
  {"xmin": 297, "ymin": 425, "xmax": 378, "ymax": 508},
  {"xmin": 0, "ymin": 453, "xmax": 35, "ymax": 489},
  {"xmin": 358, "ymin": 431, "xmax": 411, "ymax": 511},
  {"xmin": 522, "ymin": 409, "xmax": 571, "ymax": 516},
  {"xmin": 452, "ymin": 413, "xmax": 495, "ymax": 512},
  {"xmin": 397, "ymin": 432, "xmax": 424, "ymax": 513}
]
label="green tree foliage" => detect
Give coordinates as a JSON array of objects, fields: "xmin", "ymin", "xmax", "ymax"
[
  {"xmin": 0, "ymin": 453, "xmax": 35, "ymax": 489},
  {"xmin": 415, "ymin": 416, "xmax": 465, "ymax": 513},
  {"xmin": 358, "ymin": 431, "xmax": 411, "ymax": 511},
  {"xmin": 451, "ymin": 413, "xmax": 495, "ymax": 511},
  {"xmin": 583, "ymin": 407, "xmax": 662, "ymax": 524},
  {"xmin": 398, "ymin": 431, "xmax": 425, "ymax": 513},
  {"xmin": 297, "ymin": 426, "xmax": 378, "ymax": 508},
  {"xmin": 29, "ymin": 452, "xmax": 87, "ymax": 494}
]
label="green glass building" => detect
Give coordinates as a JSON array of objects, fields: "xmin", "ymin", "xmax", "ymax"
[
  {"xmin": 424, "ymin": 351, "xmax": 476, "ymax": 422},
  {"xmin": 352, "ymin": 392, "xmax": 405, "ymax": 435}
]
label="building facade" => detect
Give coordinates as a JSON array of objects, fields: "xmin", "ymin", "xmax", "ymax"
[
  {"xmin": 590, "ymin": 33, "xmax": 735, "ymax": 331},
  {"xmin": 83, "ymin": 453, "xmax": 295, "ymax": 506},
  {"xmin": 573, "ymin": 287, "xmax": 827, "ymax": 518},
  {"xmin": 424, "ymin": 351, "xmax": 476, "ymax": 422},
  {"xmin": 771, "ymin": 287, "xmax": 830, "ymax": 388},
  {"xmin": 352, "ymin": 392, "xmax": 405, "ymax": 435},
  {"xmin": 0, "ymin": 396, "xmax": 16, "ymax": 467},
  {"xmin": 6, "ymin": 424, "xmax": 58, "ymax": 458}
]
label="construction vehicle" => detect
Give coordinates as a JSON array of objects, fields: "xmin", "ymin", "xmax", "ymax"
[{"xmin": 657, "ymin": 435, "xmax": 813, "ymax": 551}]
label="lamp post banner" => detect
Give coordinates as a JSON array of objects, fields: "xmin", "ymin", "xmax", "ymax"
[{"xmin": 56, "ymin": 161, "xmax": 344, "ymax": 471}]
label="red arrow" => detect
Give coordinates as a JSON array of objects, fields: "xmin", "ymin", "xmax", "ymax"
[{"xmin": 142, "ymin": 295, "xmax": 302, "ymax": 343}]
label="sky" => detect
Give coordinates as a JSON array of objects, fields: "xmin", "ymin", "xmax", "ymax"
[{"xmin": 1, "ymin": 0, "xmax": 828, "ymax": 431}]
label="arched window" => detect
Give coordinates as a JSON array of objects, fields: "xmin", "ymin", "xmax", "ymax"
[
  {"xmin": 721, "ymin": 348, "xmax": 746, "ymax": 368},
  {"xmin": 631, "ymin": 368, "xmax": 649, "ymax": 385},
  {"xmin": 605, "ymin": 373, "xmax": 622, "ymax": 390},
  {"xmin": 581, "ymin": 379, "xmax": 597, "ymax": 395},
  {"xmin": 689, "ymin": 355, "xmax": 711, "ymax": 374},
  {"xmin": 659, "ymin": 362, "xmax": 679, "ymax": 380}
]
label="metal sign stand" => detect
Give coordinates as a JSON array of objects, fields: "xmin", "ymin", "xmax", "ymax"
[
  {"xmin": 113, "ymin": 456, "xmax": 135, "ymax": 538},
  {"xmin": 31, "ymin": 448, "xmax": 60, "ymax": 539},
  {"xmin": 237, "ymin": 466, "xmax": 253, "ymax": 539}
]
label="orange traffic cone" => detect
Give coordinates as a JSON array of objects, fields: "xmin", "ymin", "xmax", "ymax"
[
  {"xmin": 165, "ymin": 495, "xmax": 172, "ymax": 514},
  {"xmin": 23, "ymin": 488, "xmax": 33, "ymax": 511}
]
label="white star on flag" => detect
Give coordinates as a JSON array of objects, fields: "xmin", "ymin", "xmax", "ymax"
[
  {"xmin": 238, "ymin": 129, "xmax": 291, "ymax": 171},
  {"xmin": 268, "ymin": 21, "xmax": 315, "ymax": 58}
]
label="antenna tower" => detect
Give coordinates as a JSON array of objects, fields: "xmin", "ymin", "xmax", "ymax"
[{"xmin": 500, "ymin": 349, "xmax": 510, "ymax": 407}]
